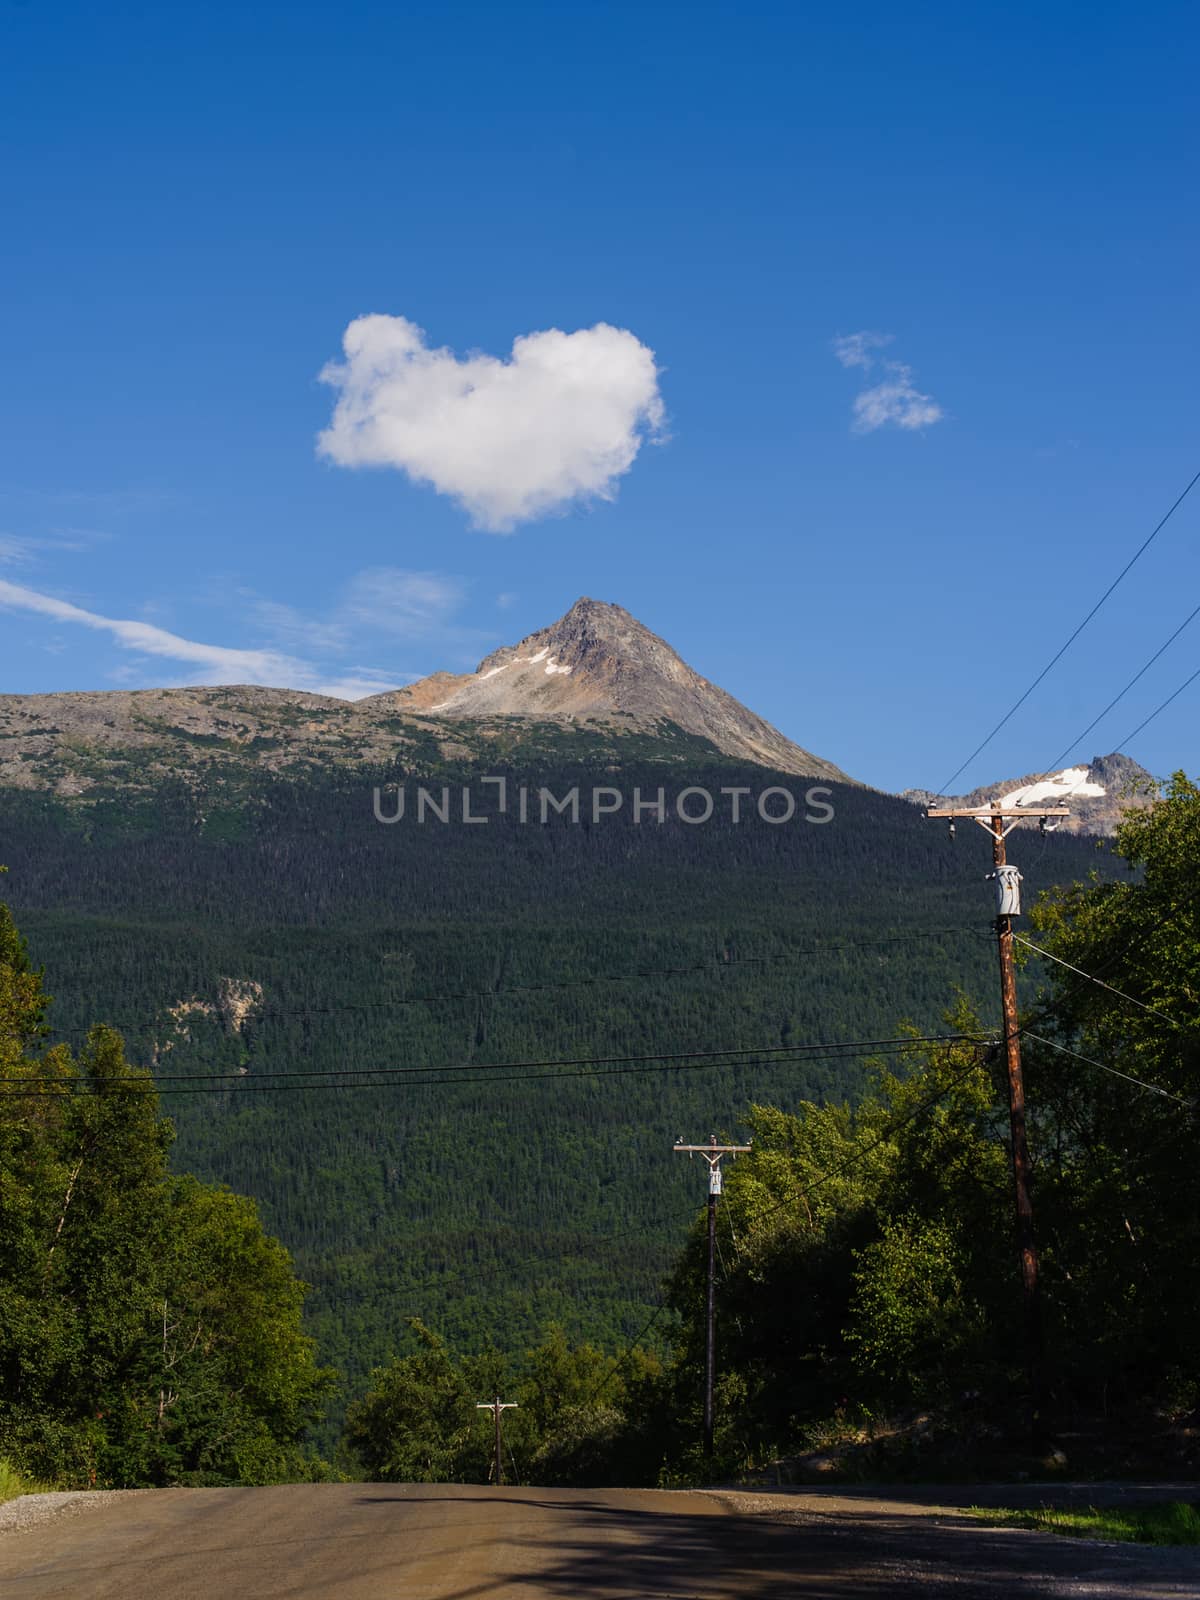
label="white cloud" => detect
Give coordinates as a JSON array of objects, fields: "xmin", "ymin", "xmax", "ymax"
[
  {"xmin": 317, "ymin": 314, "xmax": 665, "ymax": 531},
  {"xmin": 0, "ymin": 578, "xmax": 305, "ymax": 684},
  {"xmin": 832, "ymin": 331, "xmax": 893, "ymax": 369},
  {"xmin": 833, "ymin": 331, "xmax": 944, "ymax": 434},
  {"xmin": 852, "ymin": 366, "xmax": 944, "ymax": 433},
  {"xmin": 0, "ymin": 569, "xmax": 473, "ymax": 701}
]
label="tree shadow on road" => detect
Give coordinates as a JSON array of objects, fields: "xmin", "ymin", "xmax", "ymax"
[{"xmin": 356, "ymin": 1494, "xmax": 1187, "ymax": 1599}]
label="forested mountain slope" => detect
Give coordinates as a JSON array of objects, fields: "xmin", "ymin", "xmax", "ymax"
[{"xmin": 0, "ymin": 746, "xmax": 1119, "ymax": 1441}]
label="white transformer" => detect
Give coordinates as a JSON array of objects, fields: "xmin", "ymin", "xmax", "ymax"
[{"xmin": 988, "ymin": 863, "xmax": 1023, "ymax": 917}]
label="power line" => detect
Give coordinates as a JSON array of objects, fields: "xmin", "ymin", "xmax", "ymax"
[
  {"xmin": 934, "ymin": 464, "xmax": 1200, "ymax": 798},
  {"xmin": 367, "ymin": 1020, "xmax": 1192, "ymax": 1404},
  {"xmin": 971, "ymin": 882, "xmax": 1195, "ymax": 1037},
  {"xmin": 1, "ymin": 1033, "xmax": 982, "ymax": 1095},
  {"xmin": 1113, "ymin": 663, "xmax": 1200, "ymax": 751},
  {"xmin": 39, "ymin": 928, "xmax": 980, "ymax": 1035},
  {"xmin": 740, "ymin": 1042, "xmax": 999, "ymax": 1237},
  {"xmin": 1039, "ymin": 598, "xmax": 1200, "ymax": 776},
  {"xmin": 375, "ymin": 896, "xmax": 1195, "ymax": 1314},
  {"xmin": 693, "ymin": 1001, "xmax": 1193, "ymax": 1254},
  {"xmin": 576, "ymin": 1299, "xmax": 673, "ymax": 1411},
  {"xmin": 143, "ymin": 1032, "xmax": 970, "ymax": 1084},
  {"xmin": 1012, "ymin": 932, "xmax": 1181, "ymax": 1027},
  {"xmin": 1023, "ymin": 1030, "xmax": 1195, "ymax": 1111}
]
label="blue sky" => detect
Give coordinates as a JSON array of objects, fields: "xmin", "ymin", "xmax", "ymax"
[{"xmin": 1, "ymin": 0, "xmax": 1196, "ymax": 792}]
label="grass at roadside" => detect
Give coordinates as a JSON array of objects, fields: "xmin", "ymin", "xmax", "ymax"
[
  {"xmin": 0, "ymin": 1459, "xmax": 49, "ymax": 1505},
  {"xmin": 971, "ymin": 1502, "xmax": 1200, "ymax": 1546}
]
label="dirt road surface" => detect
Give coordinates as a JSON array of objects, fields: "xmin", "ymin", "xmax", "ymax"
[{"xmin": 1, "ymin": 1482, "xmax": 1197, "ymax": 1599}]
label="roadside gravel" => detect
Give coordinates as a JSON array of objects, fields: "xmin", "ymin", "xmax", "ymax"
[{"xmin": 0, "ymin": 1490, "xmax": 142, "ymax": 1538}]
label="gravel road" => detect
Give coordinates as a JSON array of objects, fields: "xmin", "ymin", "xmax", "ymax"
[{"xmin": 1, "ymin": 1481, "xmax": 1196, "ymax": 1598}]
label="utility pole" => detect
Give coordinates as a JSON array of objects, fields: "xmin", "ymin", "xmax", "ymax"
[
  {"xmin": 927, "ymin": 798, "xmax": 1067, "ymax": 1426},
  {"xmin": 674, "ymin": 1135, "xmax": 751, "ymax": 1459},
  {"xmin": 475, "ymin": 1396, "xmax": 518, "ymax": 1486}
]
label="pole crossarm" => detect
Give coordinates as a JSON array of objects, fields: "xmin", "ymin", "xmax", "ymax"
[
  {"xmin": 925, "ymin": 806, "xmax": 1070, "ymax": 817},
  {"xmin": 673, "ymin": 1141, "xmax": 753, "ymax": 1161},
  {"xmin": 674, "ymin": 1139, "xmax": 752, "ymax": 1194},
  {"xmin": 927, "ymin": 805, "xmax": 1070, "ymax": 842}
]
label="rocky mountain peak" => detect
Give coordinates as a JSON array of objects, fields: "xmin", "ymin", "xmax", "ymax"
[
  {"xmin": 474, "ymin": 597, "xmax": 692, "ymax": 686},
  {"xmin": 384, "ymin": 599, "xmax": 848, "ymax": 780}
]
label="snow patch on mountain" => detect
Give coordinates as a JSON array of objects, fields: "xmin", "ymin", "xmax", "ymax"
[
  {"xmin": 903, "ymin": 753, "xmax": 1154, "ymax": 837},
  {"xmin": 1001, "ymin": 766, "xmax": 1107, "ymax": 807}
]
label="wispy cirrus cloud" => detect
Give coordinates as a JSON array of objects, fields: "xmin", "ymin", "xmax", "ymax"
[
  {"xmin": 832, "ymin": 331, "xmax": 944, "ymax": 434},
  {"xmin": 317, "ymin": 314, "xmax": 665, "ymax": 531},
  {"xmin": 0, "ymin": 577, "xmax": 308, "ymax": 685},
  {"xmin": 249, "ymin": 599, "xmax": 349, "ymax": 655},
  {"xmin": 0, "ymin": 567, "xmax": 477, "ymax": 700},
  {"xmin": 0, "ymin": 532, "xmax": 101, "ymax": 566},
  {"xmin": 338, "ymin": 567, "xmax": 465, "ymax": 635},
  {"xmin": 248, "ymin": 567, "xmax": 470, "ymax": 658}
]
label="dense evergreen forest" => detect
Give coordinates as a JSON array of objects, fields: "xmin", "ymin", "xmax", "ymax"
[{"xmin": 0, "ymin": 746, "xmax": 1124, "ymax": 1452}]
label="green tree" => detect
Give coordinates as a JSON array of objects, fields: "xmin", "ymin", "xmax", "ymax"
[
  {"xmin": 0, "ymin": 898, "xmax": 333, "ymax": 1486},
  {"xmin": 521, "ymin": 1324, "xmax": 666, "ymax": 1485},
  {"xmin": 343, "ymin": 1321, "xmax": 666, "ymax": 1485},
  {"xmin": 1026, "ymin": 773, "xmax": 1200, "ymax": 1405},
  {"xmin": 343, "ymin": 1320, "xmax": 485, "ymax": 1482}
]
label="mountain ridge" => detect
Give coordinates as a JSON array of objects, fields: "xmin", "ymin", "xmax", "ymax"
[
  {"xmin": 0, "ymin": 598, "xmax": 849, "ymax": 794},
  {"xmin": 903, "ymin": 752, "xmax": 1156, "ymax": 836},
  {"xmin": 0, "ymin": 601, "xmax": 1158, "ymax": 827}
]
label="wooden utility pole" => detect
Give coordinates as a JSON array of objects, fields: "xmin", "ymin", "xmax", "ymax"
[
  {"xmin": 475, "ymin": 1396, "xmax": 518, "ymax": 1486},
  {"xmin": 674, "ymin": 1135, "xmax": 751, "ymax": 1458},
  {"xmin": 927, "ymin": 800, "xmax": 1067, "ymax": 1425}
]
